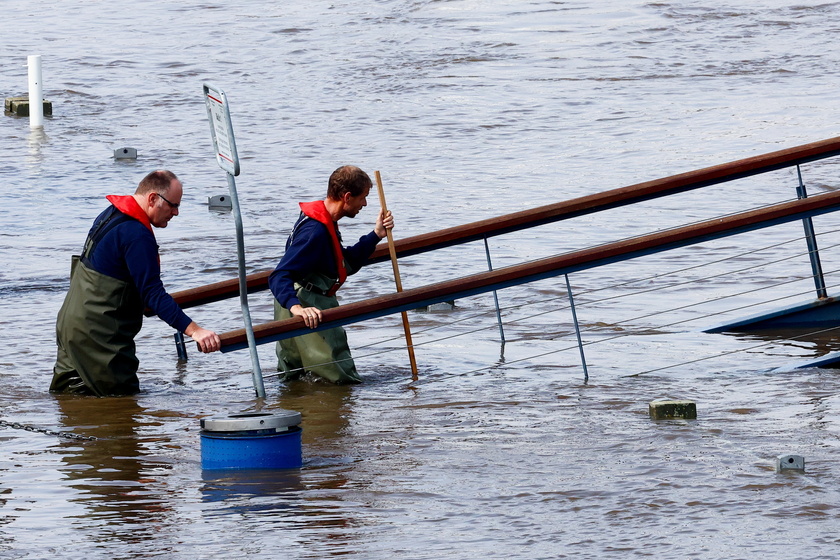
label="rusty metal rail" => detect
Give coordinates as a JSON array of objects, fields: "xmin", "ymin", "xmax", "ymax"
[
  {"xmin": 219, "ymin": 190, "xmax": 840, "ymax": 352},
  {"xmin": 172, "ymin": 136, "xmax": 840, "ymax": 310}
]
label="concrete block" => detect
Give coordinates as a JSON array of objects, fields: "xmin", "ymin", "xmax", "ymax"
[
  {"xmin": 649, "ymin": 400, "xmax": 697, "ymax": 420},
  {"xmin": 414, "ymin": 300, "xmax": 455, "ymax": 312},
  {"xmin": 208, "ymin": 194, "xmax": 232, "ymax": 209},
  {"xmin": 114, "ymin": 147, "xmax": 137, "ymax": 160},
  {"xmin": 5, "ymin": 96, "xmax": 52, "ymax": 117},
  {"xmin": 776, "ymin": 454, "xmax": 805, "ymax": 473}
]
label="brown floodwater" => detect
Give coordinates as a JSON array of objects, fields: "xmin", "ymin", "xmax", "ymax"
[{"xmin": 3, "ymin": 1, "xmax": 840, "ymax": 558}]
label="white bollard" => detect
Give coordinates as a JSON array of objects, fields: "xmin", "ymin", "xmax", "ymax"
[{"xmin": 27, "ymin": 55, "xmax": 44, "ymax": 128}]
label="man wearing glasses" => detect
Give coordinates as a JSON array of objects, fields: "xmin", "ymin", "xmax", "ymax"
[{"xmin": 50, "ymin": 170, "xmax": 221, "ymax": 396}]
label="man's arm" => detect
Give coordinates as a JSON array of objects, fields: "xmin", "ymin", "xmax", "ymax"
[
  {"xmin": 343, "ymin": 209, "xmax": 394, "ymax": 272},
  {"xmin": 123, "ymin": 226, "xmax": 220, "ymax": 352},
  {"xmin": 269, "ymin": 220, "xmax": 333, "ymax": 328},
  {"xmin": 122, "ymin": 225, "xmax": 193, "ymax": 332}
]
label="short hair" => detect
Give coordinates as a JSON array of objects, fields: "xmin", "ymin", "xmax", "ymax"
[
  {"xmin": 327, "ymin": 166, "xmax": 372, "ymax": 200},
  {"xmin": 136, "ymin": 170, "xmax": 178, "ymax": 195}
]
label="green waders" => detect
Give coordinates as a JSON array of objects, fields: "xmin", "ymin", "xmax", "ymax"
[
  {"xmin": 51, "ymin": 257, "xmax": 145, "ymax": 396},
  {"xmin": 274, "ymin": 273, "xmax": 362, "ymax": 384}
]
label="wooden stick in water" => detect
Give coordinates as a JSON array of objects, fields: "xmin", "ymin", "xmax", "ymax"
[{"xmin": 374, "ymin": 170, "xmax": 419, "ymax": 380}]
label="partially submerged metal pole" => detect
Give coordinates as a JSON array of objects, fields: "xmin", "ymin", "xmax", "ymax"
[
  {"xmin": 203, "ymin": 84, "xmax": 265, "ymax": 398},
  {"xmin": 27, "ymin": 55, "xmax": 43, "ymax": 128},
  {"xmin": 483, "ymin": 236, "xmax": 506, "ymax": 343},
  {"xmin": 174, "ymin": 331, "xmax": 188, "ymax": 361},
  {"xmin": 795, "ymin": 165, "xmax": 827, "ymax": 299},
  {"xmin": 564, "ymin": 274, "xmax": 589, "ymax": 383}
]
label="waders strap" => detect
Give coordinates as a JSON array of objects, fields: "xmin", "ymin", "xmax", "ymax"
[
  {"xmin": 295, "ymin": 271, "xmax": 341, "ymax": 298},
  {"xmin": 80, "ymin": 206, "xmax": 133, "ymax": 268}
]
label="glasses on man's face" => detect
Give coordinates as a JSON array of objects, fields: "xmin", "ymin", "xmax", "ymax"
[{"xmin": 157, "ymin": 192, "xmax": 180, "ymax": 209}]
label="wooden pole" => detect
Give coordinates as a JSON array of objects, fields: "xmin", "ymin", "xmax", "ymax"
[{"xmin": 375, "ymin": 170, "xmax": 419, "ymax": 380}]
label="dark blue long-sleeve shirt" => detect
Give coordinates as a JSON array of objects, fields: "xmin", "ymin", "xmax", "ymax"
[
  {"xmin": 85, "ymin": 206, "xmax": 192, "ymax": 332},
  {"xmin": 269, "ymin": 215, "xmax": 381, "ymax": 309}
]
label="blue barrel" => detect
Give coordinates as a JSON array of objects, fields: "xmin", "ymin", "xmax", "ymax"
[{"xmin": 200, "ymin": 411, "xmax": 302, "ymax": 470}]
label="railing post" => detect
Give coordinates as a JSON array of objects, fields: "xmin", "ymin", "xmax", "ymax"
[
  {"xmin": 565, "ymin": 274, "xmax": 589, "ymax": 383},
  {"xmin": 174, "ymin": 331, "xmax": 188, "ymax": 361},
  {"xmin": 796, "ymin": 165, "xmax": 828, "ymax": 299},
  {"xmin": 483, "ymin": 237, "xmax": 505, "ymax": 343}
]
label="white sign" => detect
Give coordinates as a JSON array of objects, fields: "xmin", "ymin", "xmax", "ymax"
[{"xmin": 203, "ymin": 84, "xmax": 240, "ymax": 176}]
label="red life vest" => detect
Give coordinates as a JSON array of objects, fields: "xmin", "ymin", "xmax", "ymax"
[
  {"xmin": 299, "ymin": 200, "xmax": 347, "ymax": 296},
  {"xmin": 105, "ymin": 194, "xmax": 159, "ymax": 265},
  {"xmin": 106, "ymin": 195, "xmax": 154, "ymax": 234}
]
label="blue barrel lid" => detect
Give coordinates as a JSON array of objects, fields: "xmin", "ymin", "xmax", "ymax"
[{"xmin": 200, "ymin": 411, "xmax": 301, "ymax": 432}]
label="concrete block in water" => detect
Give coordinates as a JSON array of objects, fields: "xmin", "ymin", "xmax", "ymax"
[
  {"xmin": 649, "ymin": 400, "xmax": 697, "ymax": 420},
  {"xmin": 208, "ymin": 194, "xmax": 233, "ymax": 209},
  {"xmin": 414, "ymin": 300, "xmax": 456, "ymax": 312},
  {"xmin": 4, "ymin": 96, "xmax": 52, "ymax": 117},
  {"xmin": 776, "ymin": 454, "xmax": 805, "ymax": 473},
  {"xmin": 114, "ymin": 147, "xmax": 137, "ymax": 160}
]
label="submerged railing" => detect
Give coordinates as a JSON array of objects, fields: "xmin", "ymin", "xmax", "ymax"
[
  {"xmin": 171, "ymin": 137, "xmax": 840, "ymax": 310},
  {"xmin": 170, "ymin": 136, "xmax": 840, "ymax": 370},
  {"xmin": 217, "ymin": 192, "xmax": 840, "ymax": 351}
]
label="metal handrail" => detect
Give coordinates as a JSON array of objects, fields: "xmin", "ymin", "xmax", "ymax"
[
  {"xmin": 218, "ymin": 190, "xmax": 840, "ymax": 352},
  {"xmin": 171, "ymin": 136, "xmax": 840, "ymax": 310}
]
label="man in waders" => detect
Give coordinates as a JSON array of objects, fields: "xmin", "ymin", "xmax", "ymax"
[
  {"xmin": 51, "ymin": 170, "xmax": 221, "ymax": 396},
  {"xmin": 268, "ymin": 165, "xmax": 394, "ymax": 383}
]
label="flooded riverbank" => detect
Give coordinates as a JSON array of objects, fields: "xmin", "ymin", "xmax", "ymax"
[{"xmin": 3, "ymin": 1, "xmax": 840, "ymax": 558}]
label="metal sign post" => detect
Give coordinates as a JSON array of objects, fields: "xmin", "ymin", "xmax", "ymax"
[{"xmin": 203, "ymin": 83, "xmax": 265, "ymax": 398}]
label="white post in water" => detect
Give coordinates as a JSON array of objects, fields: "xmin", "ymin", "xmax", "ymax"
[{"xmin": 27, "ymin": 55, "xmax": 44, "ymax": 128}]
